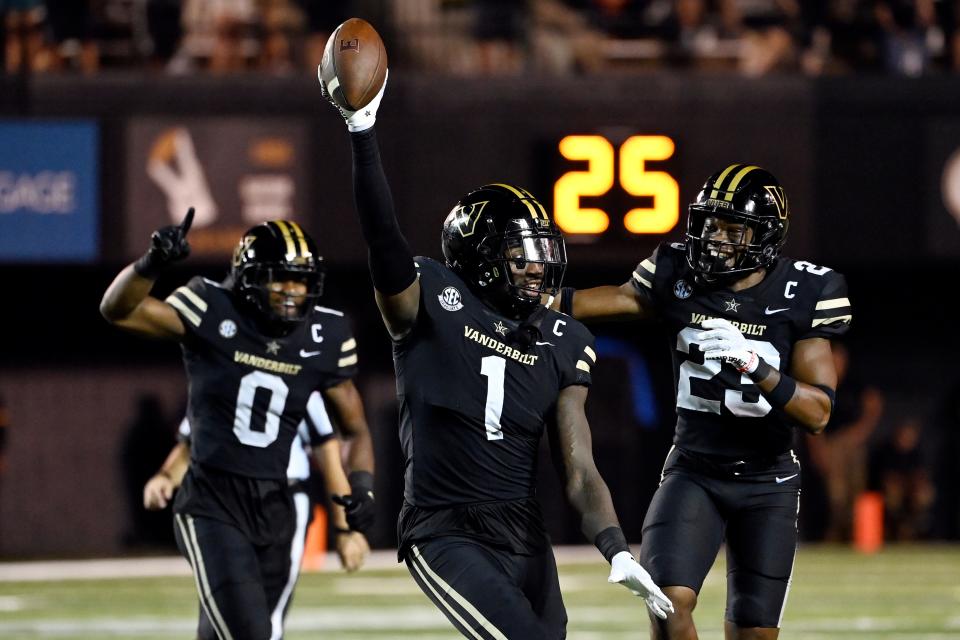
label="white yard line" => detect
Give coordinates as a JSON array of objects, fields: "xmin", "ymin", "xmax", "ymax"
[{"xmin": 0, "ymin": 546, "xmax": 607, "ymax": 582}]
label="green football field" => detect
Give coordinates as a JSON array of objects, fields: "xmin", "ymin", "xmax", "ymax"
[{"xmin": 1, "ymin": 545, "xmax": 958, "ymax": 639}]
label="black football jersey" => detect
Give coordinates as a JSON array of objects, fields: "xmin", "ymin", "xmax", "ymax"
[
  {"xmin": 632, "ymin": 243, "xmax": 852, "ymax": 458},
  {"xmin": 177, "ymin": 390, "xmax": 335, "ymax": 482},
  {"xmin": 165, "ymin": 277, "xmax": 357, "ymax": 479},
  {"xmin": 395, "ymin": 258, "xmax": 594, "ymax": 551}
]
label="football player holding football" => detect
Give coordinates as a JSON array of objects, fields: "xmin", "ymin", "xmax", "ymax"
[
  {"xmin": 101, "ymin": 215, "xmax": 375, "ymax": 640},
  {"xmin": 556, "ymin": 165, "xmax": 852, "ymax": 639},
  {"xmin": 318, "ymin": 69, "xmax": 672, "ymax": 638}
]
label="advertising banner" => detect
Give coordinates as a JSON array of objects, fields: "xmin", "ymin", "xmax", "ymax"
[
  {"xmin": 0, "ymin": 121, "xmax": 99, "ymax": 262},
  {"xmin": 125, "ymin": 119, "xmax": 312, "ymax": 262}
]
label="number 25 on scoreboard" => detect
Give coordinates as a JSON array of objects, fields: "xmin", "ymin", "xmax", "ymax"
[{"xmin": 554, "ymin": 135, "xmax": 679, "ymax": 235}]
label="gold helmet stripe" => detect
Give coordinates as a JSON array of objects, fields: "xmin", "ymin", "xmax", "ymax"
[
  {"xmin": 489, "ymin": 183, "xmax": 545, "ymax": 219},
  {"xmin": 723, "ymin": 165, "xmax": 760, "ymax": 201},
  {"xmin": 515, "ymin": 185, "xmax": 547, "ymax": 218},
  {"xmin": 271, "ymin": 220, "xmax": 298, "ymax": 260},
  {"xmin": 286, "ymin": 220, "xmax": 311, "ymax": 257},
  {"xmin": 708, "ymin": 163, "xmax": 744, "ymax": 199}
]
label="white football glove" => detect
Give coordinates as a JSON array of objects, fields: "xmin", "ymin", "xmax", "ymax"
[
  {"xmin": 608, "ymin": 551, "xmax": 675, "ymax": 620},
  {"xmin": 317, "ymin": 67, "xmax": 388, "ymax": 133},
  {"xmin": 697, "ymin": 317, "xmax": 759, "ymax": 373}
]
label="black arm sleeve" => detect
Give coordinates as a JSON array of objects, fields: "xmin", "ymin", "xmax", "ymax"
[{"xmin": 350, "ymin": 128, "xmax": 418, "ymax": 296}]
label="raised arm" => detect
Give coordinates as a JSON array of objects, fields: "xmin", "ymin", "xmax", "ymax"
[
  {"xmin": 99, "ymin": 208, "xmax": 194, "ymax": 340},
  {"xmin": 549, "ymin": 385, "xmax": 673, "ymax": 619},
  {"xmin": 350, "ymin": 127, "xmax": 421, "ymax": 339},
  {"xmin": 318, "ymin": 69, "xmax": 420, "ymax": 339}
]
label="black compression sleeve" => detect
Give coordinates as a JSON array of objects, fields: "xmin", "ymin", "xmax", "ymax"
[
  {"xmin": 594, "ymin": 526, "xmax": 631, "ymax": 563},
  {"xmin": 350, "ymin": 128, "xmax": 418, "ymax": 295}
]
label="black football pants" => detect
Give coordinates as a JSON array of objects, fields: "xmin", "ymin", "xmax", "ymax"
[
  {"xmin": 405, "ymin": 535, "xmax": 567, "ymax": 640},
  {"xmin": 639, "ymin": 446, "xmax": 802, "ymax": 628},
  {"xmin": 174, "ymin": 495, "xmax": 309, "ymax": 640}
]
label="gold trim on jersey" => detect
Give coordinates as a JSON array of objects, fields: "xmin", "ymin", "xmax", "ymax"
[
  {"xmin": 166, "ymin": 294, "xmax": 202, "ymax": 327},
  {"xmin": 815, "ymin": 297, "xmax": 850, "ymax": 310},
  {"xmin": 341, "ymin": 338, "xmax": 357, "ymax": 351},
  {"xmin": 338, "ymin": 354, "xmax": 358, "ymax": 367},
  {"xmin": 633, "ymin": 272, "xmax": 653, "ymax": 289},
  {"xmin": 583, "ymin": 345, "xmax": 596, "ymax": 363},
  {"xmin": 173, "ymin": 286, "xmax": 208, "ymax": 312},
  {"xmin": 812, "ymin": 315, "xmax": 852, "ymax": 327},
  {"xmin": 641, "ymin": 258, "xmax": 657, "ymax": 274},
  {"xmin": 576, "ymin": 360, "xmax": 591, "ymax": 372}
]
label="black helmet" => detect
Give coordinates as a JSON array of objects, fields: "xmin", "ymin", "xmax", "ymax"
[
  {"xmin": 686, "ymin": 164, "xmax": 790, "ymax": 284},
  {"xmin": 230, "ymin": 220, "xmax": 325, "ymax": 331},
  {"xmin": 441, "ymin": 183, "xmax": 566, "ymax": 320}
]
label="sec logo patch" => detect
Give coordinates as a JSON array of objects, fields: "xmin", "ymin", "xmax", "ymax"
[
  {"xmin": 674, "ymin": 279, "xmax": 693, "ymax": 300},
  {"xmin": 438, "ymin": 286, "xmax": 463, "ymax": 311},
  {"xmin": 219, "ymin": 319, "xmax": 237, "ymax": 338}
]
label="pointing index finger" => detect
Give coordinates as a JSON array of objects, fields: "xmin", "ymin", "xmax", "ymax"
[{"xmin": 180, "ymin": 207, "xmax": 195, "ymax": 234}]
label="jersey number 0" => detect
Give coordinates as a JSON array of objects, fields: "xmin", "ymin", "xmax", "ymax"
[{"xmin": 234, "ymin": 371, "xmax": 288, "ymax": 447}]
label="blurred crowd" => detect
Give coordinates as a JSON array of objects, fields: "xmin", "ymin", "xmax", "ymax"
[
  {"xmin": 796, "ymin": 343, "xmax": 960, "ymax": 544},
  {"xmin": 1, "ymin": 0, "xmax": 958, "ymax": 77}
]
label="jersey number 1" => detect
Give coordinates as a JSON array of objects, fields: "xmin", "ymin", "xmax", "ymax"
[{"xmin": 481, "ymin": 356, "xmax": 505, "ymax": 441}]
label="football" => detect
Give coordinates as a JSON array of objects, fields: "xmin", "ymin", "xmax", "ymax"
[{"xmin": 319, "ymin": 18, "xmax": 388, "ymax": 111}]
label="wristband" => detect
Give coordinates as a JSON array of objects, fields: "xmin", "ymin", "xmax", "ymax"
[
  {"xmin": 594, "ymin": 526, "xmax": 630, "ymax": 563},
  {"xmin": 747, "ymin": 357, "xmax": 773, "ymax": 382},
  {"xmin": 813, "ymin": 384, "xmax": 836, "ymax": 414},
  {"xmin": 348, "ymin": 470, "xmax": 374, "ymax": 495},
  {"xmin": 133, "ymin": 251, "xmax": 164, "ymax": 279},
  {"xmin": 559, "ymin": 287, "xmax": 575, "ymax": 316},
  {"xmin": 766, "ymin": 374, "xmax": 798, "ymax": 410}
]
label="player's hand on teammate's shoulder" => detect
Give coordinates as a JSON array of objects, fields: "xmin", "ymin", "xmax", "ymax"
[
  {"xmin": 335, "ymin": 530, "xmax": 370, "ymax": 573},
  {"xmin": 134, "ymin": 207, "xmax": 195, "ymax": 279},
  {"xmin": 607, "ymin": 551, "xmax": 674, "ymax": 620},
  {"xmin": 142, "ymin": 472, "xmax": 176, "ymax": 510}
]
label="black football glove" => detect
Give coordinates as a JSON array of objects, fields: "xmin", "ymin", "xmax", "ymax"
[
  {"xmin": 134, "ymin": 207, "xmax": 194, "ymax": 278},
  {"xmin": 332, "ymin": 470, "xmax": 375, "ymax": 534}
]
